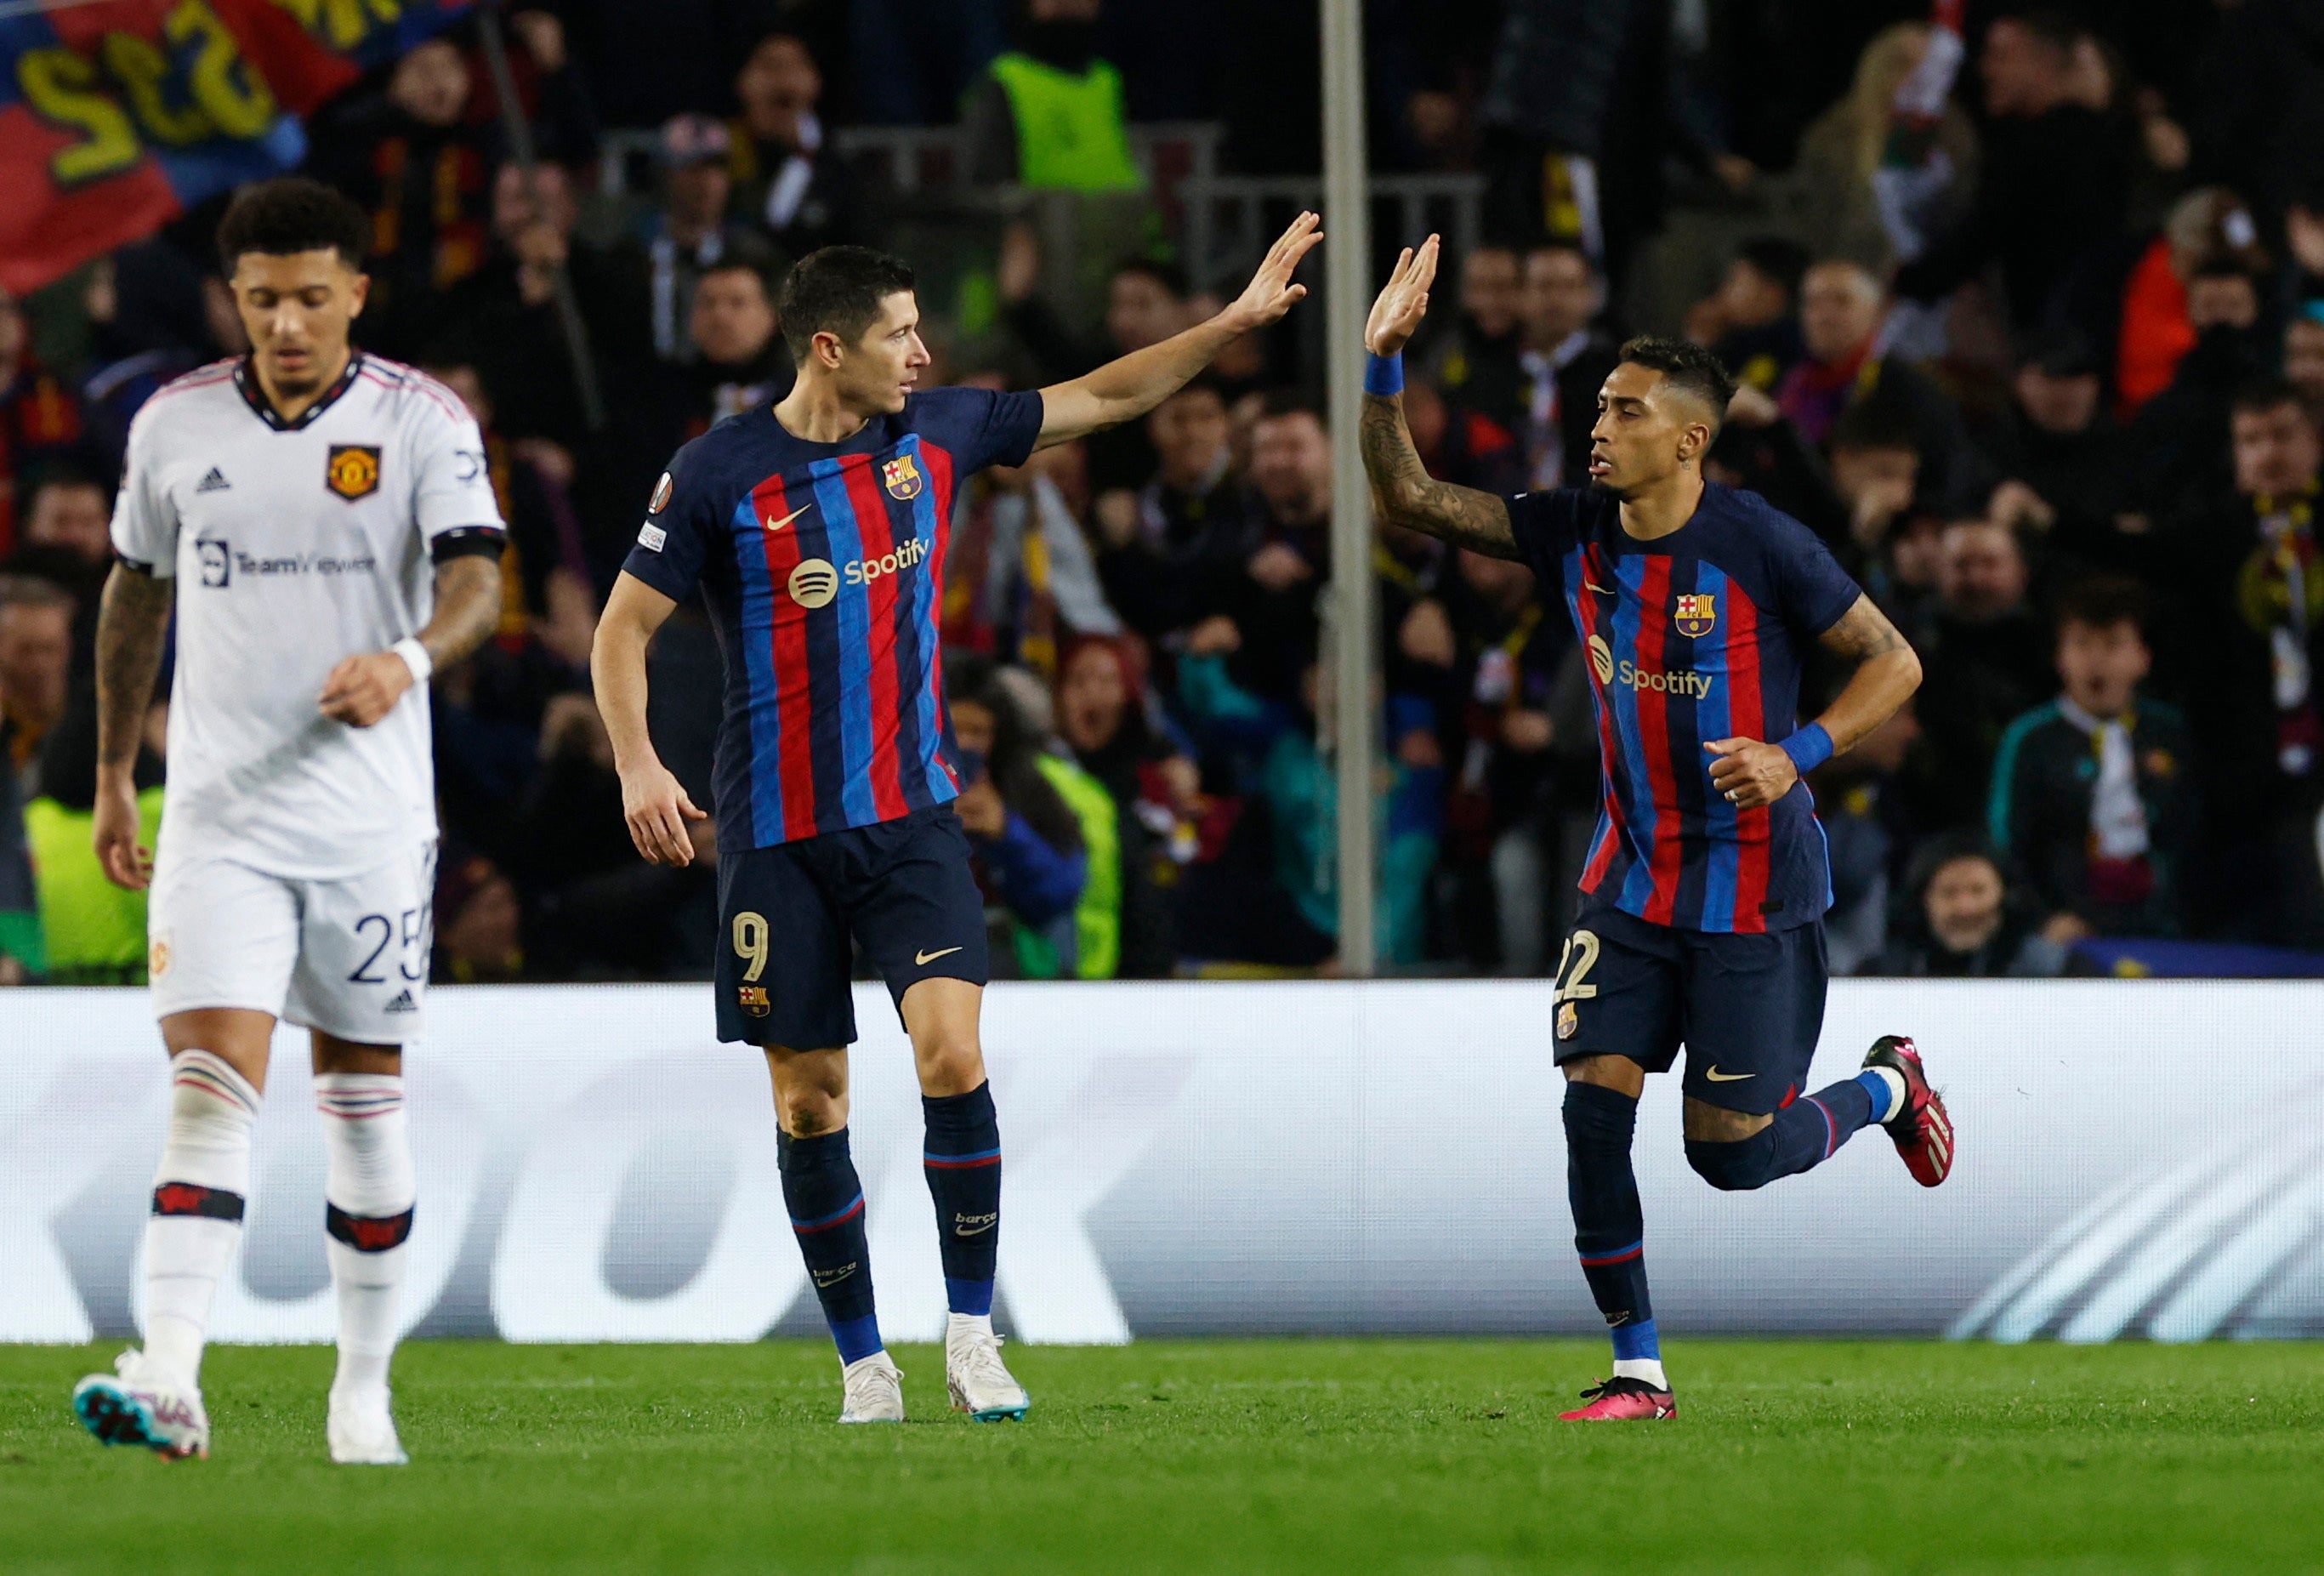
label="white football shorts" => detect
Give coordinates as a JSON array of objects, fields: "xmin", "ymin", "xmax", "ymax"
[{"xmin": 146, "ymin": 839, "xmax": 437, "ymax": 1043}]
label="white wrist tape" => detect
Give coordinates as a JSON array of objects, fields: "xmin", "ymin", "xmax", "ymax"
[{"xmin": 391, "ymin": 638, "xmax": 434, "ymax": 687}]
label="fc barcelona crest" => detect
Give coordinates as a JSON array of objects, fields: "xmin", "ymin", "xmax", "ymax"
[
  {"xmin": 738, "ymin": 985, "xmax": 770, "ymax": 1017},
  {"xmin": 1673, "ymin": 592, "xmax": 1717, "ymax": 639},
  {"xmin": 326, "ymin": 445, "xmax": 382, "ymax": 501},
  {"xmin": 882, "ymin": 452, "xmax": 924, "ymax": 500}
]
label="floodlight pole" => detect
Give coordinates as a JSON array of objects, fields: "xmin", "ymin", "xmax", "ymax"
[{"xmin": 1321, "ymin": 0, "xmax": 1377, "ymax": 975}]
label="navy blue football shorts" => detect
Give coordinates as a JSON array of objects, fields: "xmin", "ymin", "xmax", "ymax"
[
  {"xmin": 714, "ymin": 804, "xmax": 990, "ymax": 1049},
  {"xmin": 1549, "ymin": 896, "xmax": 1829, "ymax": 1117}
]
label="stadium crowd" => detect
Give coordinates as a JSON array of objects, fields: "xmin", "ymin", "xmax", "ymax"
[{"xmin": 3, "ymin": 0, "xmax": 2320, "ymax": 983}]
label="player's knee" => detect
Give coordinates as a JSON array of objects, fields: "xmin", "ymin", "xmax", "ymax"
[{"xmin": 1685, "ymin": 1132, "xmax": 1780, "ymax": 1192}]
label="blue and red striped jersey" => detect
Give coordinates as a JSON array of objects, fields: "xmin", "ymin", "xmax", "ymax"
[
  {"xmin": 1509, "ymin": 483, "xmax": 1863, "ymax": 933},
  {"xmin": 620, "ymin": 387, "xmax": 1045, "ymax": 849}
]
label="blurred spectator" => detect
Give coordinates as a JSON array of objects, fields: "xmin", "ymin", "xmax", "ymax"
[
  {"xmin": 1861, "ymin": 835, "xmax": 2071, "ymax": 978},
  {"xmin": 1822, "ymin": 401, "xmax": 1923, "ymax": 577},
  {"xmin": 77, "ymin": 246, "xmax": 244, "ymax": 466},
  {"xmin": 0, "ymin": 287, "xmax": 90, "ymax": 557},
  {"xmin": 1685, "ymin": 237, "xmax": 1810, "ymax": 393},
  {"xmin": 2168, "ymin": 381, "xmax": 2324, "ymax": 945},
  {"xmin": 1175, "ymin": 650, "xmax": 1442, "ymax": 969},
  {"xmin": 964, "ymin": 0, "xmax": 1145, "ymax": 193},
  {"xmin": 1815, "ymin": 700, "xmax": 1925, "ymax": 976},
  {"xmin": 1896, "ymin": 10, "xmax": 2134, "ymax": 333},
  {"xmin": 1795, "ymin": 20, "xmax": 1980, "ymax": 274},
  {"xmin": 1911, "ymin": 518, "xmax": 2051, "ymax": 829},
  {"xmin": 1053, "ymin": 635, "xmax": 1195, "ymax": 978},
  {"xmin": 727, "ymin": 35, "xmax": 855, "ymax": 259},
  {"xmin": 434, "ymin": 851, "xmax": 526, "ymax": 982},
  {"xmin": 2186, "ymin": 0, "xmax": 2324, "ymax": 236},
  {"xmin": 1515, "ymin": 244, "xmax": 1617, "ymax": 492},
  {"xmin": 23, "ymin": 687, "xmax": 163, "ymax": 983},
  {"xmin": 1401, "ymin": 373, "xmax": 1523, "ymax": 498},
  {"xmin": 1990, "ymin": 577, "xmax": 2193, "ymax": 939},
  {"xmin": 946, "ymin": 447, "xmax": 1122, "ymax": 676},
  {"xmin": 0, "ymin": 577, "xmax": 77, "ymax": 797},
  {"xmin": 663, "ymin": 260, "xmax": 790, "ymax": 442},
  {"xmin": 1003, "ymin": 251, "xmax": 1187, "ymax": 492},
  {"xmin": 618, "ymin": 115, "xmax": 781, "ymax": 367},
  {"xmin": 947, "ymin": 657, "xmax": 1108, "ymax": 977},
  {"xmin": 1780, "ymin": 259, "xmax": 1979, "ymax": 511},
  {"xmin": 2080, "ymin": 188, "xmax": 2266, "ymax": 424},
  {"xmin": 1229, "ymin": 400, "xmax": 1333, "ymax": 702},
  {"xmin": 446, "ymin": 162, "xmax": 641, "ymax": 447},
  {"xmin": 1980, "ymin": 329, "xmax": 2140, "ymax": 573},
  {"xmin": 2131, "ymin": 259, "xmax": 2274, "ymax": 525},
  {"xmin": 5, "ymin": 468, "xmax": 111, "ymax": 670},
  {"xmin": 846, "ymin": 0, "xmax": 1009, "ymax": 127},
  {"xmin": 1091, "ymin": 379, "xmax": 1252, "ymax": 646},
  {"xmin": 1425, "ymin": 245, "xmax": 1526, "ymax": 432}
]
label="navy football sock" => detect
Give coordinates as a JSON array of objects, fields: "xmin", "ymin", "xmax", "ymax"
[
  {"xmin": 1685, "ymin": 1076, "xmax": 1879, "ymax": 1192},
  {"xmin": 777, "ymin": 1128, "xmax": 882, "ymax": 1364},
  {"xmin": 1563, "ymin": 1081, "xmax": 1658, "ymax": 1368},
  {"xmin": 923, "ymin": 1083, "xmax": 1002, "ymax": 1317}
]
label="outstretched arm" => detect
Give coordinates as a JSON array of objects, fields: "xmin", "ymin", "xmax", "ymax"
[
  {"xmin": 592, "ymin": 570, "xmax": 706, "ymax": 866},
  {"xmin": 93, "ymin": 560, "xmax": 175, "ymax": 890},
  {"xmin": 1035, "ymin": 213, "xmax": 1323, "ymax": 450},
  {"xmin": 1357, "ymin": 234, "xmax": 1521, "ymax": 560},
  {"xmin": 1707, "ymin": 595, "xmax": 1923, "ymax": 809}
]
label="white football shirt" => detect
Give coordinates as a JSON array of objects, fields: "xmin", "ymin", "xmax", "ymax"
[{"xmin": 111, "ymin": 354, "xmax": 504, "ymax": 880}]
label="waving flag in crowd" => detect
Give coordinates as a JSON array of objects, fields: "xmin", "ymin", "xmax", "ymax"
[{"xmin": 0, "ymin": 0, "xmax": 472, "ymax": 294}]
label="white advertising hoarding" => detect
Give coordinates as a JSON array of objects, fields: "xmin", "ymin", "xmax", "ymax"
[{"xmin": 3, "ymin": 981, "xmax": 2315, "ymax": 1343}]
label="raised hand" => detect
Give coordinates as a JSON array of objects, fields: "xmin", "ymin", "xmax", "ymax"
[
  {"xmin": 1366, "ymin": 233, "xmax": 1440, "ymax": 356},
  {"xmin": 1222, "ymin": 212, "xmax": 1324, "ymax": 333}
]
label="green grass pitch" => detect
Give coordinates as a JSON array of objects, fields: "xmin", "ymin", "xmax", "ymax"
[{"xmin": 3, "ymin": 1339, "xmax": 2321, "ymax": 1573}]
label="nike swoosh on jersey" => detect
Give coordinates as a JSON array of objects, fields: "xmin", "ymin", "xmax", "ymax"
[
  {"xmin": 764, "ymin": 504, "xmax": 814, "ymax": 532},
  {"xmin": 1702, "ymin": 1066, "xmax": 1754, "ymax": 1082},
  {"xmin": 1583, "ymin": 579, "xmax": 1615, "ymax": 595},
  {"xmin": 915, "ymin": 947, "xmax": 963, "ymax": 965}
]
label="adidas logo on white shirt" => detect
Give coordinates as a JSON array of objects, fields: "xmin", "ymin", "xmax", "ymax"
[
  {"xmin": 195, "ymin": 468, "xmax": 230, "ymax": 492},
  {"xmin": 383, "ymin": 989, "xmax": 417, "ymax": 1014}
]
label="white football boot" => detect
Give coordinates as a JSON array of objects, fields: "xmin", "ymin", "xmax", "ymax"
[
  {"xmin": 327, "ymin": 1387, "xmax": 410, "ymax": 1465},
  {"xmin": 946, "ymin": 1315, "xmax": 1029, "ymax": 1421},
  {"xmin": 72, "ymin": 1349, "xmax": 209, "ymax": 1460},
  {"xmin": 838, "ymin": 1351, "xmax": 906, "ymax": 1424}
]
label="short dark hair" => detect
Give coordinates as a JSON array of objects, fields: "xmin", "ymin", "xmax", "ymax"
[
  {"xmin": 1113, "ymin": 256, "xmax": 1188, "ymax": 299},
  {"xmin": 215, "ymin": 177, "xmax": 370, "ymax": 274},
  {"xmin": 1254, "ymin": 389, "xmax": 1324, "ymax": 427},
  {"xmin": 2232, "ymin": 376, "xmax": 2309, "ymax": 420},
  {"xmin": 1734, "ymin": 236, "xmax": 1812, "ymax": 301},
  {"xmin": 776, "ymin": 246, "xmax": 916, "ymax": 361},
  {"xmin": 2054, "ymin": 574, "xmax": 2151, "ymax": 640},
  {"xmin": 1617, "ymin": 335, "xmax": 1736, "ymax": 431},
  {"xmin": 2004, "ymin": 8, "xmax": 2083, "ymax": 53},
  {"xmin": 699, "ymin": 258, "xmax": 772, "ymax": 298}
]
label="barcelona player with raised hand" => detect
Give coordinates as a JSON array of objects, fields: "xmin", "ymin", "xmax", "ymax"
[
  {"xmin": 593, "ymin": 216, "xmax": 1322, "ymax": 1424},
  {"xmin": 1358, "ymin": 235, "xmax": 1953, "ymax": 1421}
]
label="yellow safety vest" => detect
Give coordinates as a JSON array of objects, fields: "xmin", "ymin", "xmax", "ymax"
[{"xmin": 986, "ymin": 53, "xmax": 1145, "ymax": 194}]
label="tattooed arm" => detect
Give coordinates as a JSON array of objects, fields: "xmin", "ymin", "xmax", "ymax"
[
  {"xmin": 1810, "ymin": 594, "xmax": 1923, "ymax": 754},
  {"xmin": 94, "ymin": 561, "xmax": 175, "ymax": 890},
  {"xmin": 1358, "ymin": 234, "xmax": 1523, "ymax": 560},
  {"xmin": 1707, "ymin": 593, "xmax": 1923, "ymax": 810}
]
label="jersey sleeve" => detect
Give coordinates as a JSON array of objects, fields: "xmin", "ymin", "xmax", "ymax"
[
  {"xmin": 619, "ymin": 441, "xmax": 719, "ymax": 603},
  {"xmin": 1770, "ymin": 509, "xmax": 1865, "ymax": 636},
  {"xmin": 1503, "ymin": 490, "xmax": 1579, "ymax": 599},
  {"xmin": 919, "ymin": 386, "xmax": 1046, "ymax": 472},
  {"xmin": 406, "ymin": 388, "xmax": 506, "ymax": 548},
  {"xmin": 110, "ymin": 406, "xmax": 179, "ymax": 576}
]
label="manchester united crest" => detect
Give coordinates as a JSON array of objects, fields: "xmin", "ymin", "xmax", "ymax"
[
  {"xmin": 1673, "ymin": 592, "xmax": 1717, "ymax": 639},
  {"xmin": 326, "ymin": 444, "xmax": 382, "ymax": 501},
  {"xmin": 882, "ymin": 452, "xmax": 924, "ymax": 500}
]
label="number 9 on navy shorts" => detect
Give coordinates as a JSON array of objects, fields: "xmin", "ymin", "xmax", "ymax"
[
  {"xmin": 1548, "ymin": 898, "xmax": 1828, "ymax": 1117},
  {"xmin": 714, "ymin": 805, "xmax": 990, "ymax": 1049}
]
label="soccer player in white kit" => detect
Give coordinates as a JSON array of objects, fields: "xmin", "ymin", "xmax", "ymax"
[{"xmin": 70, "ymin": 179, "xmax": 506, "ymax": 1464}]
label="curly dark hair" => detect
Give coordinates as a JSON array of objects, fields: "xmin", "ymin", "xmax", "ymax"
[
  {"xmin": 1617, "ymin": 335, "xmax": 1737, "ymax": 432},
  {"xmin": 214, "ymin": 176, "xmax": 371, "ymax": 273}
]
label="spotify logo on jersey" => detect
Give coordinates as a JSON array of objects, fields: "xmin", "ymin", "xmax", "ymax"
[{"xmin": 788, "ymin": 559, "xmax": 839, "ymax": 609}]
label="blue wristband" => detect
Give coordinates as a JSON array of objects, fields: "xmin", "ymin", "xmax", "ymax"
[
  {"xmin": 1778, "ymin": 723, "xmax": 1834, "ymax": 776},
  {"xmin": 1363, "ymin": 350, "xmax": 1404, "ymax": 396}
]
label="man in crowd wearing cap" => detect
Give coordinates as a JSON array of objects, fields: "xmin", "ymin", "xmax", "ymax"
[{"xmin": 618, "ymin": 114, "xmax": 782, "ymax": 368}]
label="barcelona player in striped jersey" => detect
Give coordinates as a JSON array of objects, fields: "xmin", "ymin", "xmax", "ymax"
[
  {"xmin": 593, "ymin": 218, "xmax": 1323, "ymax": 1423},
  {"xmin": 1360, "ymin": 236, "xmax": 1954, "ymax": 1421}
]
